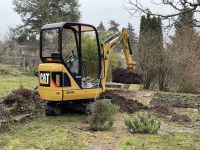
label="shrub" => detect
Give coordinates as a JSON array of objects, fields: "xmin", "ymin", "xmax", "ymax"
[
  {"xmin": 87, "ymin": 99, "xmax": 119, "ymax": 131},
  {"xmin": 124, "ymin": 111, "xmax": 161, "ymax": 134},
  {"xmin": 28, "ymin": 67, "xmax": 38, "ymax": 77}
]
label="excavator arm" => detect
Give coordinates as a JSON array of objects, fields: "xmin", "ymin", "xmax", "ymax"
[{"xmin": 101, "ymin": 28, "xmax": 137, "ymax": 90}]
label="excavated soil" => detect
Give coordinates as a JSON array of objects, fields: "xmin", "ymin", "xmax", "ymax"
[
  {"xmin": 100, "ymin": 89, "xmax": 191, "ymax": 122},
  {"xmin": 2, "ymin": 89, "xmax": 44, "ymax": 115},
  {"xmin": 100, "ymin": 89, "xmax": 148, "ymax": 113},
  {"xmin": 151, "ymin": 105, "xmax": 191, "ymax": 122},
  {"xmin": 152, "ymin": 105, "xmax": 172, "ymax": 116},
  {"xmin": 112, "ymin": 68, "xmax": 143, "ymax": 84}
]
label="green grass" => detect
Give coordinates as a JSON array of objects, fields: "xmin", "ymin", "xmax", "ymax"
[
  {"xmin": 118, "ymin": 133, "xmax": 200, "ymax": 150},
  {"xmin": 128, "ymin": 84, "xmax": 143, "ymax": 91},
  {"xmin": 0, "ymin": 75, "xmax": 37, "ymax": 97},
  {"xmin": 0, "ymin": 114, "xmax": 88, "ymax": 150}
]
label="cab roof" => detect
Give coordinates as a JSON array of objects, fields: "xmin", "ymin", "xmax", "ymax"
[{"xmin": 41, "ymin": 22, "xmax": 96, "ymax": 32}]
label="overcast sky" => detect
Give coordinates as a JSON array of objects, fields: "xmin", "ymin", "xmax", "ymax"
[{"xmin": 0, "ymin": 0, "xmax": 172, "ymax": 39}]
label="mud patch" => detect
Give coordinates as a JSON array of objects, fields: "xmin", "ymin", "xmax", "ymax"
[{"xmin": 100, "ymin": 89, "xmax": 148, "ymax": 113}]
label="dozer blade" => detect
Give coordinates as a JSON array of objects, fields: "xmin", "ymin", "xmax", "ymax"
[{"xmin": 112, "ymin": 68, "xmax": 143, "ymax": 84}]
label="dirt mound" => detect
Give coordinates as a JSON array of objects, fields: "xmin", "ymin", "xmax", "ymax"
[
  {"xmin": 100, "ymin": 89, "xmax": 148, "ymax": 113},
  {"xmin": 3, "ymin": 88, "xmax": 44, "ymax": 115},
  {"xmin": 0, "ymin": 105, "xmax": 12, "ymax": 121},
  {"xmin": 112, "ymin": 68, "xmax": 143, "ymax": 84},
  {"xmin": 3, "ymin": 89, "xmax": 35, "ymax": 114},
  {"xmin": 152, "ymin": 105, "xmax": 172, "ymax": 116},
  {"xmin": 151, "ymin": 106, "xmax": 191, "ymax": 123},
  {"xmin": 169, "ymin": 114, "xmax": 191, "ymax": 122}
]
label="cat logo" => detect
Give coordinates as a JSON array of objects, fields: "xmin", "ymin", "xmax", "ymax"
[{"xmin": 40, "ymin": 72, "xmax": 50, "ymax": 86}]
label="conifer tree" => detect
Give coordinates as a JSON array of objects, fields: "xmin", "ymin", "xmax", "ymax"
[
  {"xmin": 127, "ymin": 23, "xmax": 138, "ymax": 55},
  {"xmin": 108, "ymin": 20, "xmax": 120, "ymax": 34},
  {"xmin": 138, "ymin": 15, "xmax": 163, "ymax": 89},
  {"xmin": 13, "ymin": 0, "xmax": 80, "ymax": 41},
  {"xmin": 97, "ymin": 21, "xmax": 106, "ymax": 32}
]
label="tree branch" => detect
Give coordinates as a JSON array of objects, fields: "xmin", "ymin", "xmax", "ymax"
[{"xmin": 125, "ymin": 0, "xmax": 200, "ymax": 27}]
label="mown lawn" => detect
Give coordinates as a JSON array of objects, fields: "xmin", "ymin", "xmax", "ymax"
[{"xmin": 0, "ymin": 75, "xmax": 38, "ymax": 97}]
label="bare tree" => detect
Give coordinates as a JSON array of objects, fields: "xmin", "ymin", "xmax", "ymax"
[
  {"xmin": 167, "ymin": 26, "xmax": 200, "ymax": 92},
  {"xmin": 126, "ymin": 0, "xmax": 200, "ymax": 27}
]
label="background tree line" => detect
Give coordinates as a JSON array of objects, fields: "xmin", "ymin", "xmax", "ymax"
[{"xmin": 132, "ymin": 0, "xmax": 200, "ymax": 93}]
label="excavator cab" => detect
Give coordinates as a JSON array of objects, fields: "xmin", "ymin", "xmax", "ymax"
[{"xmin": 39, "ymin": 22, "xmax": 103, "ymax": 105}]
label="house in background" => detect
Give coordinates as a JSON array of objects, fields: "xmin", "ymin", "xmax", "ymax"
[{"xmin": 17, "ymin": 39, "xmax": 39, "ymax": 67}]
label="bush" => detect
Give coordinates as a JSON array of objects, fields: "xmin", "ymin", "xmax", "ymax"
[
  {"xmin": 87, "ymin": 99, "xmax": 119, "ymax": 131},
  {"xmin": 28, "ymin": 67, "xmax": 38, "ymax": 77},
  {"xmin": 124, "ymin": 111, "xmax": 161, "ymax": 134}
]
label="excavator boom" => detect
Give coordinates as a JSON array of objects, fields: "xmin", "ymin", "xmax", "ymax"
[{"xmin": 101, "ymin": 28, "xmax": 142, "ymax": 90}]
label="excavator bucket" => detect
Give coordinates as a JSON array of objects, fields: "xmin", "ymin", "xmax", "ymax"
[{"xmin": 112, "ymin": 68, "xmax": 143, "ymax": 84}]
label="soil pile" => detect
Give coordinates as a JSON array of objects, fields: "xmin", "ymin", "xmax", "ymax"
[
  {"xmin": 151, "ymin": 93, "xmax": 193, "ymax": 123},
  {"xmin": 0, "ymin": 105, "xmax": 12, "ymax": 124},
  {"xmin": 100, "ymin": 89, "xmax": 148, "ymax": 113},
  {"xmin": 112, "ymin": 68, "xmax": 143, "ymax": 84},
  {"xmin": 3, "ymin": 88, "xmax": 44, "ymax": 115},
  {"xmin": 152, "ymin": 105, "xmax": 172, "ymax": 116},
  {"xmin": 151, "ymin": 105, "xmax": 191, "ymax": 122}
]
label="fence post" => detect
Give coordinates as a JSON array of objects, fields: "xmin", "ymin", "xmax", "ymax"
[{"xmin": 23, "ymin": 57, "xmax": 25, "ymax": 72}]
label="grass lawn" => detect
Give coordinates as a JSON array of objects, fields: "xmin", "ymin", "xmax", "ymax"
[
  {"xmin": 1, "ymin": 113, "xmax": 199, "ymax": 150},
  {"xmin": 118, "ymin": 133, "xmax": 200, "ymax": 150},
  {"xmin": 128, "ymin": 84, "xmax": 143, "ymax": 91},
  {"xmin": 0, "ymin": 114, "xmax": 88, "ymax": 150},
  {"xmin": 0, "ymin": 75, "xmax": 38, "ymax": 97}
]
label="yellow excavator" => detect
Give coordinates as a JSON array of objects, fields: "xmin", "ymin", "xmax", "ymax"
[{"xmin": 38, "ymin": 22, "xmax": 141, "ymax": 115}]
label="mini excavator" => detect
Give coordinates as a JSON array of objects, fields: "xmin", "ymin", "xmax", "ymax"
[{"xmin": 38, "ymin": 22, "xmax": 142, "ymax": 115}]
